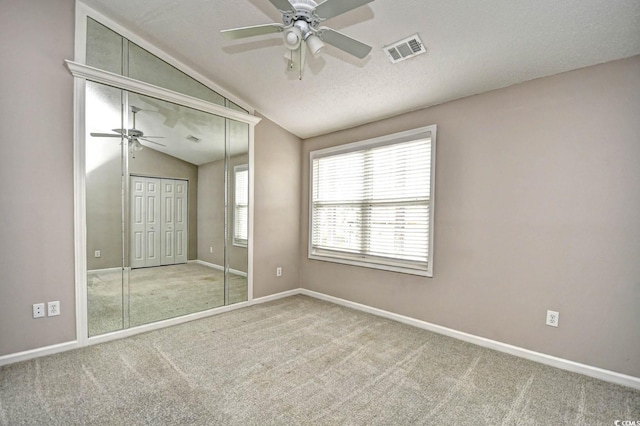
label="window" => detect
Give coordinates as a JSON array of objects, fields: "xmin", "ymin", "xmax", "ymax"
[
  {"xmin": 233, "ymin": 164, "xmax": 249, "ymax": 247},
  {"xmin": 309, "ymin": 126, "xmax": 436, "ymax": 276}
]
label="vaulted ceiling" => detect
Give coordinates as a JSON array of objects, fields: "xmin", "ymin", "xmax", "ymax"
[{"xmin": 82, "ymin": 0, "xmax": 640, "ymax": 139}]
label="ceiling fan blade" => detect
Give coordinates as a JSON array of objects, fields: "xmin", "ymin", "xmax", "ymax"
[
  {"xmin": 318, "ymin": 27, "xmax": 372, "ymax": 59},
  {"xmin": 90, "ymin": 132, "xmax": 122, "ymax": 138},
  {"xmin": 269, "ymin": 0, "xmax": 296, "ymax": 13},
  {"xmin": 139, "ymin": 137, "xmax": 167, "ymax": 147},
  {"xmin": 221, "ymin": 23, "xmax": 284, "ymax": 40},
  {"xmin": 314, "ymin": 0, "xmax": 374, "ymax": 20},
  {"xmin": 163, "ymin": 116, "xmax": 179, "ymax": 128}
]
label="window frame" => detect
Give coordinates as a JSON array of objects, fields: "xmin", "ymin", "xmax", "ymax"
[
  {"xmin": 233, "ymin": 164, "xmax": 249, "ymax": 248},
  {"xmin": 308, "ymin": 125, "xmax": 436, "ymax": 277}
]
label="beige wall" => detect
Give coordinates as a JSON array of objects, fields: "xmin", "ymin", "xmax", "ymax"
[
  {"xmin": 300, "ymin": 56, "xmax": 640, "ymax": 378},
  {"xmin": 85, "ymin": 145, "xmax": 122, "ymax": 270},
  {"xmin": 0, "ymin": 0, "xmax": 76, "ymax": 355},
  {"xmin": 253, "ymin": 114, "xmax": 302, "ymax": 297},
  {"xmin": 197, "ymin": 153, "xmax": 249, "ymax": 273},
  {"xmin": 197, "ymin": 159, "xmax": 225, "ymax": 265},
  {"xmin": 86, "ymin": 147, "xmax": 199, "ymax": 270}
]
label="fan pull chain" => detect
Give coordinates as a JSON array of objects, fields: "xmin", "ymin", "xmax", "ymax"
[{"xmin": 299, "ymin": 46, "xmax": 303, "ymax": 80}]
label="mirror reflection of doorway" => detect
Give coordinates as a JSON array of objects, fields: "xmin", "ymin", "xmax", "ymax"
[{"xmin": 130, "ymin": 176, "xmax": 188, "ymax": 268}]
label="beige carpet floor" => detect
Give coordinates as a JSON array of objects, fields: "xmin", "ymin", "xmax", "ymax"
[
  {"xmin": 1, "ymin": 295, "xmax": 638, "ymax": 425},
  {"xmin": 87, "ymin": 263, "xmax": 247, "ymax": 336}
]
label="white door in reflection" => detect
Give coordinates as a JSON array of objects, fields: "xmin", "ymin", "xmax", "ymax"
[
  {"xmin": 158, "ymin": 178, "xmax": 188, "ymax": 266},
  {"xmin": 130, "ymin": 176, "xmax": 188, "ymax": 268},
  {"xmin": 130, "ymin": 176, "xmax": 161, "ymax": 268}
]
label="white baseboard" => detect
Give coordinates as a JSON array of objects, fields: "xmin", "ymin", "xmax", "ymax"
[
  {"xmin": 87, "ymin": 267, "xmax": 127, "ymax": 274},
  {"xmin": 194, "ymin": 260, "xmax": 248, "ymax": 277},
  {"xmin": 299, "ymin": 289, "xmax": 640, "ymax": 391},
  {"xmin": 193, "ymin": 259, "xmax": 224, "ymax": 271},
  {"xmin": 0, "ymin": 341, "xmax": 78, "ymax": 367},
  {"xmin": 251, "ymin": 289, "xmax": 301, "ymax": 305},
  {"xmin": 2, "ymin": 287, "xmax": 638, "ymax": 390},
  {"xmin": 229, "ymin": 268, "xmax": 248, "ymax": 278}
]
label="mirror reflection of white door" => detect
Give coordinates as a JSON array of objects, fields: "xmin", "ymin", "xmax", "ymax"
[
  {"xmin": 130, "ymin": 176, "xmax": 161, "ymax": 268},
  {"xmin": 174, "ymin": 180, "xmax": 188, "ymax": 264},
  {"xmin": 161, "ymin": 179, "xmax": 175, "ymax": 266},
  {"xmin": 131, "ymin": 176, "xmax": 187, "ymax": 268},
  {"xmin": 160, "ymin": 178, "xmax": 188, "ymax": 266}
]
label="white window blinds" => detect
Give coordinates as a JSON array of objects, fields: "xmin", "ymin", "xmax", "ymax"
[
  {"xmin": 309, "ymin": 126, "xmax": 435, "ymax": 276},
  {"xmin": 233, "ymin": 164, "xmax": 248, "ymax": 246}
]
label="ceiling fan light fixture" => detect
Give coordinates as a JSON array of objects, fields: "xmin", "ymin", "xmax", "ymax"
[
  {"xmin": 305, "ymin": 34, "xmax": 325, "ymax": 57},
  {"xmin": 133, "ymin": 139, "xmax": 143, "ymax": 151},
  {"xmin": 284, "ymin": 27, "xmax": 302, "ymax": 50},
  {"xmin": 221, "ymin": 0, "xmax": 375, "ymax": 76}
]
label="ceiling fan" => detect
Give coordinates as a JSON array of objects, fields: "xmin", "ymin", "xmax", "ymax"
[
  {"xmin": 221, "ymin": 0, "xmax": 375, "ymax": 78},
  {"xmin": 90, "ymin": 106, "xmax": 166, "ymax": 154}
]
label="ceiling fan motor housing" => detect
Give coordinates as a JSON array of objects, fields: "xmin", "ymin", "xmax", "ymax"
[{"xmin": 282, "ymin": 0, "xmax": 320, "ymax": 28}]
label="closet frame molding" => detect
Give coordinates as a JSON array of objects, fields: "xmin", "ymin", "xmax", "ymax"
[{"xmin": 69, "ymin": 6, "xmax": 261, "ymax": 349}]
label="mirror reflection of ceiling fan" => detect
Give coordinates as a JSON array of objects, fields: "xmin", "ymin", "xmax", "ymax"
[
  {"xmin": 221, "ymin": 0, "xmax": 375, "ymax": 79},
  {"xmin": 137, "ymin": 98, "xmax": 208, "ymax": 133},
  {"xmin": 90, "ymin": 106, "xmax": 167, "ymax": 153}
]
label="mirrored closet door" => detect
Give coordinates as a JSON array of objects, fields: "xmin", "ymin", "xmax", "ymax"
[{"xmin": 85, "ymin": 81, "xmax": 249, "ymax": 337}]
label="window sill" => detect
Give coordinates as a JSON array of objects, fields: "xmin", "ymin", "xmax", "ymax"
[{"xmin": 308, "ymin": 251, "xmax": 432, "ymax": 277}]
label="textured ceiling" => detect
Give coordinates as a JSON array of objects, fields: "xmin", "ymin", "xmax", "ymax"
[{"xmin": 81, "ymin": 0, "xmax": 640, "ymax": 139}]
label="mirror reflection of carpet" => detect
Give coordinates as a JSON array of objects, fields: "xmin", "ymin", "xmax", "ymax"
[{"xmin": 88, "ymin": 263, "xmax": 247, "ymax": 336}]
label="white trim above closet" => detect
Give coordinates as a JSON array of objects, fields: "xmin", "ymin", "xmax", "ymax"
[{"xmin": 65, "ymin": 61, "xmax": 260, "ymax": 127}]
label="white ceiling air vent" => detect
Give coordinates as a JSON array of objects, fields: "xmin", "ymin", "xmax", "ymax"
[{"xmin": 384, "ymin": 34, "xmax": 426, "ymax": 64}]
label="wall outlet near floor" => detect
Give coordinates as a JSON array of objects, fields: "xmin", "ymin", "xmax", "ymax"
[
  {"xmin": 94, "ymin": 250, "xmax": 101, "ymax": 258},
  {"xmin": 276, "ymin": 267, "xmax": 282, "ymax": 277},
  {"xmin": 546, "ymin": 310, "xmax": 559, "ymax": 327},
  {"xmin": 33, "ymin": 303, "xmax": 45, "ymax": 319},
  {"xmin": 209, "ymin": 246, "xmax": 213, "ymax": 253},
  {"xmin": 48, "ymin": 301, "xmax": 60, "ymax": 317}
]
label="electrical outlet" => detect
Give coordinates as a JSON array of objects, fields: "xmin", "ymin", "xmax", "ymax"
[
  {"xmin": 33, "ymin": 303, "xmax": 45, "ymax": 319},
  {"xmin": 546, "ymin": 310, "xmax": 559, "ymax": 327},
  {"xmin": 94, "ymin": 250, "xmax": 101, "ymax": 258},
  {"xmin": 276, "ymin": 267, "xmax": 282, "ymax": 277},
  {"xmin": 48, "ymin": 301, "xmax": 60, "ymax": 317},
  {"xmin": 209, "ymin": 246, "xmax": 213, "ymax": 253}
]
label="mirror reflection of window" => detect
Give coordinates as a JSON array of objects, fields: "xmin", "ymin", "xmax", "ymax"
[{"xmin": 233, "ymin": 164, "xmax": 249, "ymax": 247}]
